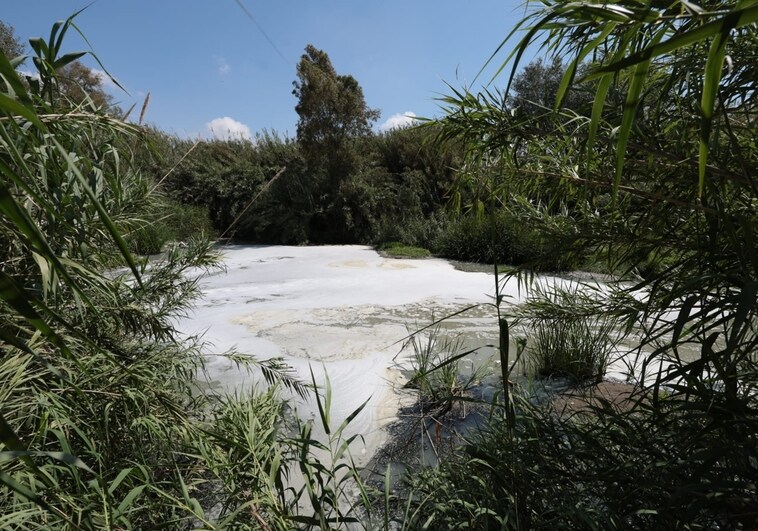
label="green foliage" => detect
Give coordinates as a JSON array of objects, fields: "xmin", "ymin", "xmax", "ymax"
[
  {"xmin": 0, "ymin": 17, "xmax": 371, "ymax": 529},
  {"xmin": 285, "ymin": 369, "xmax": 374, "ymax": 529},
  {"xmin": 434, "ymin": 207, "xmax": 581, "ymax": 271},
  {"xmin": 403, "ymin": 325, "xmax": 485, "ymax": 407},
  {"xmin": 293, "ymin": 44, "xmax": 379, "ymax": 160},
  {"xmin": 0, "ymin": 19, "xmax": 24, "ymax": 60},
  {"xmin": 154, "ymin": 123, "xmax": 461, "ymax": 246},
  {"xmin": 510, "ymin": 56, "xmax": 593, "ymax": 120},
  {"xmin": 407, "ymin": 386, "xmax": 758, "ymax": 529},
  {"xmin": 435, "ymin": 213, "xmax": 513, "ymax": 264},
  {"xmin": 56, "ymin": 60, "xmax": 118, "ymax": 113},
  {"xmin": 290, "ymin": 44, "xmax": 382, "ymax": 242},
  {"xmin": 0, "ymin": 25, "xmax": 226, "ymax": 521},
  {"xmin": 193, "ymin": 390, "xmax": 290, "ymax": 528},
  {"xmin": 126, "ymin": 200, "xmax": 216, "ymax": 256},
  {"xmin": 409, "ymin": 0, "xmax": 758, "ymax": 529}
]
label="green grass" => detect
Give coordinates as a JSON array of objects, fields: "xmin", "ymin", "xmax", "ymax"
[
  {"xmin": 403, "ymin": 323, "xmax": 486, "ymax": 406},
  {"xmin": 527, "ymin": 315, "xmax": 616, "ymax": 384},
  {"xmin": 378, "ymin": 241, "xmax": 431, "ymax": 258}
]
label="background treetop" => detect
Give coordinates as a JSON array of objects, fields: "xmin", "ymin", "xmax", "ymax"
[{"xmin": 293, "ymin": 44, "xmax": 379, "ymax": 150}]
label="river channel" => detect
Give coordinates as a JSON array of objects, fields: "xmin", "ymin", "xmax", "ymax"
[{"xmin": 176, "ymin": 244, "xmax": 633, "ymax": 465}]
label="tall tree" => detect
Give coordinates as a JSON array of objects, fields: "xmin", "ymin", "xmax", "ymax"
[
  {"xmin": 293, "ymin": 44, "xmax": 379, "ymax": 159},
  {"xmin": 510, "ymin": 56, "xmax": 595, "ymax": 123},
  {"xmin": 0, "ymin": 19, "xmax": 23, "ymax": 60},
  {"xmin": 57, "ymin": 60, "xmax": 114, "ymax": 110},
  {"xmin": 292, "ymin": 44, "xmax": 379, "ymax": 241}
]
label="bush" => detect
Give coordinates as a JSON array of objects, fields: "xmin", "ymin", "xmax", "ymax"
[
  {"xmin": 406, "ymin": 384, "xmax": 758, "ymax": 530},
  {"xmin": 527, "ymin": 314, "xmax": 616, "ymax": 384},
  {"xmin": 127, "ymin": 200, "xmax": 216, "ymax": 255},
  {"xmin": 433, "ymin": 206, "xmax": 585, "ymax": 271},
  {"xmin": 434, "ymin": 213, "xmax": 513, "ymax": 264}
]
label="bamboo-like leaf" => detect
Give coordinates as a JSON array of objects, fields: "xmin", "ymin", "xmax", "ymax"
[
  {"xmin": 726, "ymin": 280, "xmax": 758, "ymax": 350},
  {"xmin": 614, "ymin": 28, "xmax": 665, "ymax": 198},
  {"xmin": 0, "ymin": 56, "xmax": 35, "ymax": 105},
  {"xmin": 48, "ymin": 20, "xmax": 65, "ymax": 60},
  {"xmin": 107, "ymin": 467, "xmax": 135, "ymax": 495},
  {"xmin": 27, "ymin": 38, "xmax": 47, "ymax": 60},
  {"xmin": 69, "ymin": 16, "xmax": 128, "ymax": 94},
  {"xmin": 587, "ymin": 4, "xmax": 758, "ymax": 79},
  {"xmin": 0, "ymin": 470, "xmax": 62, "ymax": 520},
  {"xmin": 0, "ymin": 270, "xmax": 72, "ymax": 358},
  {"xmin": 672, "ymin": 296, "xmax": 698, "ymax": 346},
  {"xmin": 0, "ymin": 160, "xmax": 89, "ymax": 310},
  {"xmin": 486, "ymin": 10, "xmax": 562, "ymax": 91},
  {"xmin": 585, "ymin": 31, "xmax": 633, "ymax": 180},
  {"xmin": 555, "ymin": 23, "xmax": 616, "ymax": 110},
  {"xmin": 0, "ymin": 451, "xmax": 93, "ymax": 473},
  {"xmin": 0, "ymin": 413, "xmax": 27, "ymax": 453},
  {"xmin": 335, "ymin": 397, "xmax": 370, "ymax": 437},
  {"xmin": 309, "ymin": 365, "xmax": 330, "ymax": 435},
  {"xmin": 0, "ymin": 93, "xmax": 44, "ymax": 126},
  {"xmin": 115, "ymin": 485, "xmax": 147, "ymax": 518},
  {"xmin": 52, "ymin": 138, "xmax": 143, "ymax": 287},
  {"xmin": 51, "ymin": 51, "xmax": 86, "ymax": 70},
  {"xmin": 699, "ymin": 28, "xmax": 730, "ymax": 197}
]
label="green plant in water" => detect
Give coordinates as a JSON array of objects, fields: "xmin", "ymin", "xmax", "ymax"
[
  {"xmin": 285, "ymin": 367, "xmax": 373, "ymax": 530},
  {"xmin": 521, "ymin": 284, "xmax": 619, "ymax": 384},
  {"xmin": 527, "ymin": 316, "xmax": 615, "ymax": 384},
  {"xmin": 378, "ymin": 241, "xmax": 431, "ymax": 259},
  {"xmin": 404, "ymin": 323, "xmax": 487, "ymax": 410}
]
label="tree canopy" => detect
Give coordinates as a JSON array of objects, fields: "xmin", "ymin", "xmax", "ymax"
[
  {"xmin": 293, "ymin": 44, "xmax": 379, "ymax": 155},
  {"xmin": 0, "ymin": 20, "xmax": 23, "ymax": 60},
  {"xmin": 57, "ymin": 60, "xmax": 115, "ymax": 110}
]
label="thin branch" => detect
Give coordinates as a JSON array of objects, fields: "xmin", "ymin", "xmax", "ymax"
[
  {"xmin": 218, "ymin": 166, "xmax": 287, "ymax": 242},
  {"xmin": 149, "ymin": 139, "xmax": 201, "ymax": 196}
]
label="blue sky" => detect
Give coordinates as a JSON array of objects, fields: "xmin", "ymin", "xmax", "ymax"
[{"xmin": 6, "ymin": 1, "xmax": 539, "ymax": 139}]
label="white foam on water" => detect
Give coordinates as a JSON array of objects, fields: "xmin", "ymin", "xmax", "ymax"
[
  {"xmin": 176, "ymin": 245, "xmax": 507, "ymax": 463},
  {"xmin": 177, "ymin": 244, "xmax": 688, "ymax": 463}
]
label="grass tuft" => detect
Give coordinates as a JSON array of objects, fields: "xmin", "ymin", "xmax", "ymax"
[{"xmin": 378, "ymin": 241, "xmax": 431, "ymax": 259}]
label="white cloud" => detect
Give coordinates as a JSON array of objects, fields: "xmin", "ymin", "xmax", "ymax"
[
  {"xmin": 17, "ymin": 69, "xmax": 40, "ymax": 82},
  {"xmin": 215, "ymin": 56, "xmax": 231, "ymax": 76},
  {"xmin": 206, "ymin": 116, "xmax": 252, "ymax": 141},
  {"xmin": 379, "ymin": 111, "xmax": 418, "ymax": 132},
  {"xmin": 90, "ymin": 68, "xmax": 118, "ymax": 90}
]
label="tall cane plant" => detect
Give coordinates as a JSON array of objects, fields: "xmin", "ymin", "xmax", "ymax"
[
  {"xmin": 0, "ymin": 14, "xmax": 317, "ymax": 529},
  {"xmin": 411, "ymin": 1, "xmax": 758, "ymax": 527}
]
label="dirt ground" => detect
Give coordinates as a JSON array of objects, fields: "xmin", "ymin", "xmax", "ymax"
[{"xmin": 552, "ymin": 380, "xmax": 638, "ymax": 415}]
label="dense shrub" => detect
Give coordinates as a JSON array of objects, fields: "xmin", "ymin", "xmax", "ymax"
[
  {"xmin": 434, "ymin": 213, "xmax": 515, "ymax": 264},
  {"xmin": 127, "ymin": 200, "xmax": 215, "ymax": 255},
  {"xmin": 406, "ymin": 390, "xmax": 758, "ymax": 529},
  {"xmin": 0, "ymin": 20, "xmax": 371, "ymax": 528},
  {"xmin": 433, "ymin": 208, "xmax": 582, "ymax": 270},
  {"xmin": 150, "ymin": 126, "xmax": 461, "ymax": 247}
]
